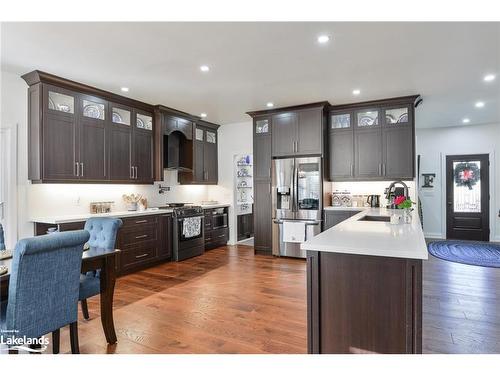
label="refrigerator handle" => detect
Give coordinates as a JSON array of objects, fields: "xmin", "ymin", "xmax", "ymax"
[{"xmin": 294, "ymin": 161, "xmax": 299, "ymax": 214}]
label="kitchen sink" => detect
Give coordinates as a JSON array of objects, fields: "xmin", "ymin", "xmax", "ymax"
[{"xmin": 358, "ymin": 215, "xmax": 391, "ymax": 222}]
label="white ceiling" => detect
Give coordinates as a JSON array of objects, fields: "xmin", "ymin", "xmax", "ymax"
[{"xmin": 1, "ymin": 22, "xmax": 499, "ymax": 127}]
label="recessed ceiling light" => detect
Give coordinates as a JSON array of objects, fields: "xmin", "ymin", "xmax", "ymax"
[
  {"xmin": 317, "ymin": 35, "xmax": 330, "ymax": 44},
  {"xmin": 121, "ymin": 87, "xmax": 129, "ymax": 92},
  {"xmin": 462, "ymin": 118, "xmax": 470, "ymax": 124},
  {"xmin": 200, "ymin": 113, "xmax": 207, "ymax": 118},
  {"xmin": 475, "ymin": 101, "xmax": 485, "ymax": 108},
  {"xmin": 200, "ymin": 65, "xmax": 210, "ymax": 72},
  {"xmin": 352, "ymin": 89, "xmax": 361, "ymax": 95},
  {"xmin": 266, "ymin": 102, "xmax": 274, "ymax": 108},
  {"xmin": 484, "ymin": 74, "xmax": 496, "ymax": 82}
]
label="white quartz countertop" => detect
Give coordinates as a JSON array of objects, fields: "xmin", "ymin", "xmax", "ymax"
[
  {"xmin": 324, "ymin": 206, "xmax": 366, "ymax": 211},
  {"xmin": 301, "ymin": 208, "xmax": 428, "ymax": 260},
  {"xmin": 30, "ymin": 208, "xmax": 174, "ymax": 224}
]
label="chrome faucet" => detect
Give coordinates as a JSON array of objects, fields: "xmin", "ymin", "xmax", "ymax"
[{"xmin": 385, "ymin": 180, "xmax": 409, "ymax": 208}]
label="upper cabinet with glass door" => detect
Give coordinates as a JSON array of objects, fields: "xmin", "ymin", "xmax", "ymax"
[
  {"xmin": 330, "ymin": 112, "xmax": 352, "ymax": 131},
  {"xmin": 47, "ymin": 89, "xmax": 75, "ymax": 115},
  {"xmin": 255, "ymin": 118, "xmax": 270, "ymax": 135},
  {"xmin": 356, "ymin": 109, "xmax": 380, "ymax": 128},
  {"xmin": 136, "ymin": 113, "xmax": 153, "ymax": 131},
  {"xmin": 111, "ymin": 105, "xmax": 131, "ymax": 126},
  {"xmin": 81, "ymin": 95, "xmax": 106, "ymax": 121},
  {"xmin": 206, "ymin": 130, "xmax": 216, "ymax": 144},
  {"xmin": 382, "ymin": 106, "xmax": 410, "ymax": 127}
]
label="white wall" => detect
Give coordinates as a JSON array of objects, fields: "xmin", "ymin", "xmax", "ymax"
[
  {"xmin": 209, "ymin": 121, "xmax": 253, "ymax": 244},
  {"xmin": 416, "ymin": 124, "xmax": 500, "ymax": 240}
]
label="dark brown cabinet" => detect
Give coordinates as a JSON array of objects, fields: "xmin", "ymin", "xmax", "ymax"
[
  {"xmin": 323, "ymin": 210, "xmax": 361, "ymax": 230},
  {"xmin": 179, "ymin": 120, "xmax": 219, "ymax": 185},
  {"xmin": 252, "ymin": 116, "xmax": 273, "ymax": 254},
  {"xmin": 307, "ymin": 251, "xmax": 422, "ymax": 354},
  {"xmin": 237, "ymin": 212, "xmax": 254, "ymax": 241},
  {"xmin": 23, "ymin": 71, "xmax": 155, "ymax": 184},
  {"xmin": 253, "ymin": 180, "xmax": 272, "ymax": 254},
  {"xmin": 34, "ymin": 213, "xmax": 173, "ymax": 275},
  {"xmin": 203, "ymin": 207, "xmax": 229, "ymax": 250},
  {"xmin": 328, "ymin": 97, "xmax": 418, "ymax": 181},
  {"xmin": 271, "ymin": 107, "xmax": 325, "ymax": 157}
]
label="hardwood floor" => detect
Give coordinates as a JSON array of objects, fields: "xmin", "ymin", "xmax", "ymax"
[{"xmin": 51, "ymin": 244, "xmax": 500, "ymax": 354}]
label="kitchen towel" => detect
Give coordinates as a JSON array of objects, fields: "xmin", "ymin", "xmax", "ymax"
[
  {"xmin": 183, "ymin": 217, "xmax": 202, "ymax": 238},
  {"xmin": 282, "ymin": 221, "xmax": 306, "ymax": 243}
]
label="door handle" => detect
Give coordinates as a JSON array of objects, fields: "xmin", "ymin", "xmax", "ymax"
[
  {"xmin": 80, "ymin": 163, "xmax": 84, "ymax": 177},
  {"xmin": 75, "ymin": 162, "xmax": 79, "ymax": 177}
]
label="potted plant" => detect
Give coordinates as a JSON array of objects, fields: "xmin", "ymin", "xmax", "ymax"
[{"xmin": 393, "ymin": 195, "xmax": 415, "ymax": 224}]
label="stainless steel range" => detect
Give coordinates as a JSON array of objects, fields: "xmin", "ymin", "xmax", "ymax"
[{"xmin": 171, "ymin": 205, "xmax": 205, "ymax": 261}]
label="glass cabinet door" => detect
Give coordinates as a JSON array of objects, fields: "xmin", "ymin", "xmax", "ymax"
[
  {"xmin": 112, "ymin": 107, "xmax": 131, "ymax": 125},
  {"xmin": 206, "ymin": 130, "xmax": 216, "ymax": 143},
  {"xmin": 384, "ymin": 107, "xmax": 409, "ymax": 125},
  {"xmin": 356, "ymin": 109, "xmax": 379, "ymax": 127},
  {"xmin": 195, "ymin": 127, "xmax": 204, "ymax": 141},
  {"xmin": 48, "ymin": 90, "xmax": 75, "ymax": 114},
  {"xmin": 82, "ymin": 99, "xmax": 105, "ymax": 120},
  {"xmin": 255, "ymin": 119, "xmax": 269, "ymax": 134},
  {"xmin": 136, "ymin": 113, "xmax": 153, "ymax": 130},
  {"xmin": 331, "ymin": 113, "xmax": 351, "ymax": 130}
]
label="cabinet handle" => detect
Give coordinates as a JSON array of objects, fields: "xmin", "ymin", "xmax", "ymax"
[
  {"xmin": 135, "ymin": 234, "xmax": 148, "ymax": 239},
  {"xmin": 135, "ymin": 253, "xmax": 149, "ymax": 259},
  {"xmin": 134, "ymin": 166, "xmax": 138, "ymax": 179},
  {"xmin": 130, "ymin": 166, "xmax": 134, "ymax": 179},
  {"xmin": 269, "ymin": 167, "xmax": 271, "ymax": 178},
  {"xmin": 80, "ymin": 163, "xmax": 84, "ymax": 177},
  {"xmin": 378, "ymin": 163, "xmax": 382, "ymax": 176},
  {"xmin": 135, "ymin": 219, "xmax": 148, "ymax": 224},
  {"xmin": 350, "ymin": 164, "xmax": 354, "ymax": 177},
  {"xmin": 75, "ymin": 162, "xmax": 79, "ymax": 177},
  {"xmin": 382, "ymin": 163, "xmax": 386, "ymax": 176}
]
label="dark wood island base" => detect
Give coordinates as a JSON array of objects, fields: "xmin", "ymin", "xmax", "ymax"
[{"xmin": 307, "ymin": 250, "xmax": 422, "ymax": 354}]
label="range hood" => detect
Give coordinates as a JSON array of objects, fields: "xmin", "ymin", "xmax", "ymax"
[{"xmin": 163, "ymin": 131, "xmax": 193, "ymax": 172}]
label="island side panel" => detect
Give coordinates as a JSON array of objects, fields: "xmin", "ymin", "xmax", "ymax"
[{"xmin": 307, "ymin": 251, "xmax": 422, "ymax": 354}]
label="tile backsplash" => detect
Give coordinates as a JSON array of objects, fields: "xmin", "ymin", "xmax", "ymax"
[{"xmin": 330, "ymin": 180, "xmax": 416, "ymax": 207}]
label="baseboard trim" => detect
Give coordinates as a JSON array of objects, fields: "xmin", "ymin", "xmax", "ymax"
[{"xmin": 424, "ymin": 232, "xmax": 444, "ymax": 240}]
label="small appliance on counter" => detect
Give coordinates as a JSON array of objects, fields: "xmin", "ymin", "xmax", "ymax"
[{"xmin": 367, "ymin": 195, "xmax": 380, "ymax": 208}]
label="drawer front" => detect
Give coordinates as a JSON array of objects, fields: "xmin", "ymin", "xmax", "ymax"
[
  {"xmin": 120, "ymin": 242, "xmax": 158, "ymax": 270},
  {"xmin": 120, "ymin": 225, "xmax": 158, "ymax": 246},
  {"xmin": 121, "ymin": 215, "xmax": 159, "ymax": 229}
]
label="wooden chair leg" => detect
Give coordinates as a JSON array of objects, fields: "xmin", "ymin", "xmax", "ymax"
[
  {"xmin": 81, "ymin": 299, "xmax": 90, "ymax": 320},
  {"xmin": 52, "ymin": 329, "xmax": 60, "ymax": 354},
  {"xmin": 69, "ymin": 322, "xmax": 80, "ymax": 354}
]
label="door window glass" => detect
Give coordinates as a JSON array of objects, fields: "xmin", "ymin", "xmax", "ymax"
[
  {"xmin": 297, "ymin": 162, "xmax": 320, "ymax": 210},
  {"xmin": 453, "ymin": 161, "xmax": 481, "ymax": 213}
]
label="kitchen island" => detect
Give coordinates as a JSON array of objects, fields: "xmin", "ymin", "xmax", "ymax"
[{"xmin": 301, "ymin": 208, "xmax": 427, "ymax": 354}]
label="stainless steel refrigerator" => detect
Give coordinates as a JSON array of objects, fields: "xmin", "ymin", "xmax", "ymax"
[{"xmin": 272, "ymin": 157, "xmax": 323, "ymax": 258}]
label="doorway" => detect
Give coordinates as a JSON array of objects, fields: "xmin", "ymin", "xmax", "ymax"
[{"xmin": 446, "ymin": 154, "xmax": 489, "ymax": 241}]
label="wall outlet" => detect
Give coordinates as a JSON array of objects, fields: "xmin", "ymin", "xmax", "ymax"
[{"xmin": 76, "ymin": 196, "xmax": 81, "ymax": 206}]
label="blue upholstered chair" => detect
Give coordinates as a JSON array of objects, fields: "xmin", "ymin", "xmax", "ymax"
[
  {"xmin": 0, "ymin": 230, "xmax": 89, "ymax": 354},
  {"xmin": 0, "ymin": 223, "xmax": 5, "ymax": 250},
  {"xmin": 79, "ymin": 217, "xmax": 122, "ymax": 320}
]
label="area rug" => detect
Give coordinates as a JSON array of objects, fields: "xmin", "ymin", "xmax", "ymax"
[{"xmin": 428, "ymin": 240, "xmax": 500, "ymax": 268}]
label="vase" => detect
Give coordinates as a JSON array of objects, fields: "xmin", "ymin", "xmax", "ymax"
[
  {"xmin": 403, "ymin": 208, "xmax": 412, "ymax": 224},
  {"xmin": 127, "ymin": 202, "xmax": 138, "ymax": 211}
]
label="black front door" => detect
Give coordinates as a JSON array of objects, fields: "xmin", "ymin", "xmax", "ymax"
[{"xmin": 446, "ymin": 154, "xmax": 489, "ymax": 241}]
